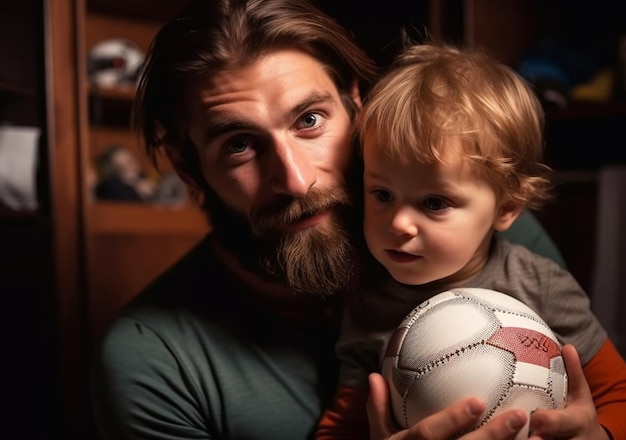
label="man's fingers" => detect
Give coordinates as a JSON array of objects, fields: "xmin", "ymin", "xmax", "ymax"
[
  {"xmin": 404, "ymin": 397, "xmax": 486, "ymax": 439},
  {"xmin": 368, "ymin": 373, "xmax": 527, "ymax": 440},
  {"xmin": 367, "ymin": 373, "xmax": 397, "ymax": 439},
  {"xmin": 528, "ymin": 344, "xmax": 599, "ymax": 438},
  {"xmin": 529, "ymin": 344, "xmax": 589, "ymax": 435},
  {"xmin": 562, "ymin": 344, "xmax": 591, "ymax": 402},
  {"xmin": 457, "ymin": 408, "xmax": 527, "ymax": 440}
]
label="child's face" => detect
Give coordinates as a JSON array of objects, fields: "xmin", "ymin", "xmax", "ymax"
[{"xmin": 362, "ymin": 136, "xmax": 504, "ymax": 287}]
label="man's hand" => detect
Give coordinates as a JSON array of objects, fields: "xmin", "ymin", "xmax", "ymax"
[
  {"xmin": 367, "ymin": 343, "xmax": 610, "ymax": 440},
  {"xmin": 366, "ymin": 372, "xmax": 527, "ymax": 440},
  {"xmin": 528, "ymin": 344, "xmax": 609, "ymax": 440}
]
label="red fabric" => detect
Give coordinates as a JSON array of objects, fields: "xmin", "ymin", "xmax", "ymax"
[
  {"xmin": 584, "ymin": 338, "xmax": 626, "ymax": 440},
  {"xmin": 316, "ymin": 385, "xmax": 370, "ymax": 440}
]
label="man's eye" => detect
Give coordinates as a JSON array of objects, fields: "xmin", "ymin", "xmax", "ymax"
[
  {"xmin": 224, "ymin": 136, "xmax": 252, "ymax": 154},
  {"xmin": 298, "ymin": 112, "xmax": 322, "ymax": 129},
  {"xmin": 423, "ymin": 197, "xmax": 449, "ymax": 211}
]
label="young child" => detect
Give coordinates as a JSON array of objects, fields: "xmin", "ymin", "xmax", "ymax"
[{"xmin": 316, "ymin": 43, "xmax": 626, "ymax": 439}]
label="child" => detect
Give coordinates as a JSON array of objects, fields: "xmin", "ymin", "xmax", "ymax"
[{"xmin": 316, "ymin": 43, "xmax": 626, "ymax": 439}]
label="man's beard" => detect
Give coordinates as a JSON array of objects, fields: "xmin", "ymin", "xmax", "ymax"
[{"xmin": 204, "ymin": 185, "xmax": 358, "ymax": 297}]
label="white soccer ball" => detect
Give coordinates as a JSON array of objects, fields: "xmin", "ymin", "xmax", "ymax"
[{"xmin": 382, "ymin": 288, "xmax": 567, "ymax": 439}]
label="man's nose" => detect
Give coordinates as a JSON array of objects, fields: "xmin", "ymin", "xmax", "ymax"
[
  {"xmin": 388, "ymin": 207, "xmax": 418, "ymax": 237},
  {"xmin": 267, "ymin": 139, "xmax": 316, "ymax": 197}
]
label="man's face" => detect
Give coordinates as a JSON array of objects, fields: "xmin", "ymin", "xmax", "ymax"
[{"xmin": 185, "ymin": 50, "xmax": 360, "ymax": 295}]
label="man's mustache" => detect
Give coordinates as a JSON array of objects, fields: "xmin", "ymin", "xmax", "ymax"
[{"xmin": 250, "ymin": 186, "xmax": 352, "ymax": 236}]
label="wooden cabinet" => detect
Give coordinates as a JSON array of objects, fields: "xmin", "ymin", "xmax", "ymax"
[
  {"xmin": 2, "ymin": 1, "xmax": 205, "ymax": 439},
  {"xmin": 78, "ymin": 0, "xmax": 209, "ymax": 346},
  {"xmin": 0, "ymin": 1, "xmax": 61, "ymax": 439}
]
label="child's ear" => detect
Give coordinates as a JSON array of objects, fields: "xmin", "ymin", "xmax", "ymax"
[{"xmin": 494, "ymin": 199, "xmax": 524, "ymax": 232}]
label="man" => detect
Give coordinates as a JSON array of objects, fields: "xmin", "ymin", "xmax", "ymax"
[{"xmin": 90, "ymin": 1, "xmax": 598, "ymax": 439}]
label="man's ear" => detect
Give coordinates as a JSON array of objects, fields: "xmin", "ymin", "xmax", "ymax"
[
  {"xmin": 350, "ymin": 78, "xmax": 362, "ymax": 109},
  {"xmin": 493, "ymin": 199, "xmax": 524, "ymax": 232},
  {"xmin": 163, "ymin": 143, "xmax": 199, "ymax": 190}
]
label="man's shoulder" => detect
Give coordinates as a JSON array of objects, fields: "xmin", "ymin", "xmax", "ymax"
[
  {"xmin": 104, "ymin": 234, "xmax": 237, "ymax": 339},
  {"xmin": 495, "ymin": 236, "xmax": 565, "ymax": 274},
  {"xmin": 498, "ymin": 209, "xmax": 566, "ymax": 268}
]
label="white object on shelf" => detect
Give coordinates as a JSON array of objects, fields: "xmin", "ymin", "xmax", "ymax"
[{"xmin": 0, "ymin": 125, "xmax": 40, "ymax": 210}]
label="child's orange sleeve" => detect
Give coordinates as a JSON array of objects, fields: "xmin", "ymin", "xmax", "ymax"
[
  {"xmin": 584, "ymin": 338, "xmax": 626, "ymax": 439},
  {"xmin": 316, "ymin": 385, "xmax": 370, "ymax": 440}
]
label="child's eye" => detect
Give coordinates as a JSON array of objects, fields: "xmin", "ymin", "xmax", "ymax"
[
  {"xmin": 373, "ymin": 189, "xmax": 394, "ymax": 203},
  {"xmin": 423, "ymin": 197, "xmax": 450, "ymax": 211}
]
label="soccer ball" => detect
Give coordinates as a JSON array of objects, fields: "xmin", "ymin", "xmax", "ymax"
[{"xmin": 382, "ymin": 288, "xmax": 567, "ymax": 439}]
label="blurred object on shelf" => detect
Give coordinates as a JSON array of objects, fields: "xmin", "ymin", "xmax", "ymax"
[
  {"xmin": 92, "ymin": 145, "xmax": 188, "ymax": 205},
  {"xmin": 0, "ymin": 124, "xmax": 40, "ymax": 211},
  {"xmin": 517, "ymin": 38, "xmax": 596, "ymax": 109},
  {"xmin": 154, "ymin": 171, "xmax": 188, "ymax": 206},
  {"xmin": 88, "ymin": 39, "xmax": 144, "ymax": 87},
  {"xmin": 570, "ymin": 68, "xmax": 615, "ymax": 103},
  {"xmin": 94, "ymin": 145, "xmax": 157, "ymax": 202}
]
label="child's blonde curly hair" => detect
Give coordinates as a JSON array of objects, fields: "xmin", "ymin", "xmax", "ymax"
[{"xmin": 356, "ymin": 43, "xmax": 552, "ymax": 210}]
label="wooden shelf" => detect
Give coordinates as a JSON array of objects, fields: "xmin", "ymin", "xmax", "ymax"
[
  {"xmin": 546, "ymin": 101, "xmax": 626, "ymax": 121},
  {"xmin": 89, "ymin": 84, "xmax": 136, "ymax": 101},
  {"xmin": 88, "ymin": 84, "xmax": 136, "ymax": 126},
  {"xmin": 0, "ymin": 206, "xmax": 40, "ymax": 221},
  {"xmin": 0, "ymin": 80, "xmax": 36, "ymax": 97},
  {"xmin": 88, "ymin": 201, "xmax": 210, "ymax": 235}
]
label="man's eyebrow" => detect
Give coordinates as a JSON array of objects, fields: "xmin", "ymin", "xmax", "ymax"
[
  {"xmin": 287, "ymin": 92, "xmax": 336, "ymax": 122},
  {"xmin": 202, "ymin": 92, "xmax": 336, "ymax": 143},
  {"xmin": 202, "ymin": 114, "xmax": 255, "ymax": 143}
]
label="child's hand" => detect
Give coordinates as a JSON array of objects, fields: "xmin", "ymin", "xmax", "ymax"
[{"xmin": 528, "ymin": 344, "xmax": 609, "ymax": 440}]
